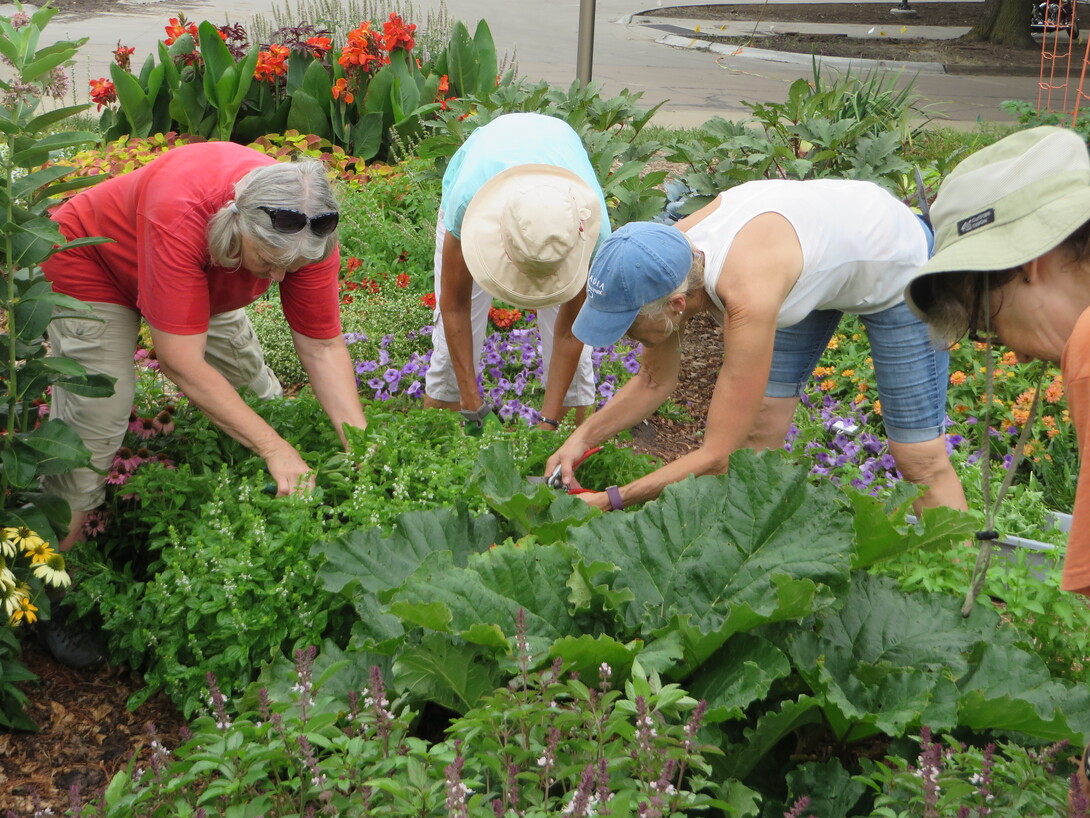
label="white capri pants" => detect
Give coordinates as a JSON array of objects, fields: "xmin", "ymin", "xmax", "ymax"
[
  {"xmin": 425, "ymin": 213, "xmax": 595, "ymax": 407},
  {"xmin": 43, "ymin": 303, "xmax": 282, "ymax": 511}
]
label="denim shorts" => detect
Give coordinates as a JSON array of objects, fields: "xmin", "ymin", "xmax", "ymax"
[{"xmin": 765, "ymin": 301, "xmax": 949, "ymax": 443}]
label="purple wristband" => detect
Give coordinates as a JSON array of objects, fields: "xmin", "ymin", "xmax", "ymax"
[{"xmin": 605, "ymin": 485, "xmax": 624, "ymax": 511}]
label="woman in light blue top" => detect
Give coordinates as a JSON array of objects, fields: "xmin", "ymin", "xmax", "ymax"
[{"xmin": 424, "ymin": 113, "xmax": 611, "ymax": 430}]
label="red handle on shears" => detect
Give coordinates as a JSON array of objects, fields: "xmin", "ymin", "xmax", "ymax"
[{"xmin": 562, "ymin": 447, "xmax": 603, "ymax": 494}]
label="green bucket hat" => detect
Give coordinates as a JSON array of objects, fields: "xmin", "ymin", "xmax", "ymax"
[{"xmin": 905, "ymin": 125, "xmax": 1090, "ymax": 319}]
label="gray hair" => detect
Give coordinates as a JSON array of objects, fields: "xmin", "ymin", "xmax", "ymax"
[
  {"xmin": 638, "ymin": 248, "xmax": 706, "ymax": 328},
  {"xmin": 207, "ymin": 159, "xmax": 339, "ymax": 269}
]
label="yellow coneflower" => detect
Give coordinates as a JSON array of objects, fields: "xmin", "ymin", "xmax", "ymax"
[
  {"xmin": 7, "ymin": 526, "xmax": 44, "ymax": 552},
  {"xmin": 9, "ymin": 595, "xmax": 37, "ymax": 626},
  {"xmin": 32, "ymin": 552, "xmax": 71, "ymax": 589},
  {"xmin": 23, "ymin": 538, "xmax": 54, "ymax": 565},
  {"xmin": 0, "ymin": 582, "xmax": 21, "ymax": 618}
]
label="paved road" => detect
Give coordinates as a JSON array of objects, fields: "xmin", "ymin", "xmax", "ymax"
[{"xmin": 33, "ymin": 0, "xmax": 1045, "ymax": 128}]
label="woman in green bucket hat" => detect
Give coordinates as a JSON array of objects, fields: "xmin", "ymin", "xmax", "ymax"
[{"xmin": 905, "ymin": 125, "xmax": 1090, "ymax": 599}]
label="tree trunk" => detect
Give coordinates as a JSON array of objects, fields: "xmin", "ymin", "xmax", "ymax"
[{"xmin": 963, "ymin": 0, "xmax": 1038, "ymax": 46}]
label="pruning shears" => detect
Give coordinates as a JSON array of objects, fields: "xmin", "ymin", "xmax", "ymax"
[{"xmin": 529, "ymin": 447, "xmax": 602, "ymax": 494}]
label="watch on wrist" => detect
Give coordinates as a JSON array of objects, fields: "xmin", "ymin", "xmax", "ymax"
[{"xmin": 605, "ymin": 485, "xmax": 624, "ymax": 511}]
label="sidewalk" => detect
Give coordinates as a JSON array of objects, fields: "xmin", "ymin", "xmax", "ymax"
[{"xmin": 19, "ymin": 0, "xmax": 1042, "ymax": 129}]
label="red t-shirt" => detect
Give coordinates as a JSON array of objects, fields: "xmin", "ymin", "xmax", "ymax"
[
  {"xmin": 1060, "ymin": 305, "xmax": 1090, "ymax": 595},
  {"xmin": 42, "ymin": 142, "xmax": 342, "ymax": 338}
]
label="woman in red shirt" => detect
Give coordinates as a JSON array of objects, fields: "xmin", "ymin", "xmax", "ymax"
[{"xmin": 43, "ymin": 141, "xmax": 367, "ymax": 550}]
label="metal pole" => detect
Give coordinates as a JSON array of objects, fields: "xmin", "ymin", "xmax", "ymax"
[{"xmin": 576, "ymin": 0, "xmax": 596, "ymax": 84}]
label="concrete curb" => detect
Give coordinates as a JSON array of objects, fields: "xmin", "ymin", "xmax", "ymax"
[{"xmin": 654, "ymin": 31, "xmax": 950, "ymax": 75}]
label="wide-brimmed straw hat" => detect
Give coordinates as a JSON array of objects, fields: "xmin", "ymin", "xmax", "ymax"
[
  {"xmin": 905, "ymin": 125, "xmax": 1090, "ymax": 319},
  {"xmin": 460, "ymin": 164, "xmax": 601, "ymax": 309}
]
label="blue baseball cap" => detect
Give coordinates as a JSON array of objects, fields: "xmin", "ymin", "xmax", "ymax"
[{"xmin": 573, "ymin": 222, "xmax": 694, "ymax": 348}]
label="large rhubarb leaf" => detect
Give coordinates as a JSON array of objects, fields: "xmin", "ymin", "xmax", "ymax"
[
  {"xmin": 789, "ymin": 573, "xmax": 1000, "ymax": 739},
  {"xmin": 957, "ymin": 641, "xmax": 1090, "ymax": 743},
  {"xmin": 686, "ymin": 633, "xmax": 792, "ymax": 723},
  {"xmin": 388, "ymin": 541, "xmax": 590, "ymax": 656},
  {"xmin": 393, "ymin": 633, "xmax": 499, "ymax": 713},
  {"xmin": 567, "ymin": 451, "xmax": 854, "ymax": 671},
  {"xmin": 314, "ymin": 504, "xmax": 498, "ymax": 595},
  {"xmin": 847, "ymin": 484, "xmax": 978, "ymax": 569},
  {"xmin": 469, "ymin": 442, "xmax": 598, "ymax": 542},
  {"xmin": 719, "ymin": 695, "xmax": 825, "ymax": 780}
]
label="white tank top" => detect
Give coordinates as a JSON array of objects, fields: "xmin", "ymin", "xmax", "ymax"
[{"xmin": 687, "ymin": 179, "xmax": 928, "ymax": 328}]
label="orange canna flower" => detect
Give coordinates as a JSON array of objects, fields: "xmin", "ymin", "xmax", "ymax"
[
  {"xmin": 113, "ymin": 43, "xmax": 135, "ymax": 71},
  {"xmin": 164, "ymin": 16, "xmax": 199, "ymax": 46},
  {"xmin": 254, "ymin": 44, "xmax": 290, "ymax": 83},
  {"xmin": 332, "ymin": 77, "xmax": 355, "ymax": 104},
  {"xmin": 88, "ymin": 77, "xmax": 117, "ymax": 110},
  {"xmin": 382, "ymin": 12, "xmax": 416, "ymax": 52},
  {"xmin": 306, "ymin": 36, "xmax": 332, "ymax": 58},
  {"xmin": 339, "ymin": 22, "xmax": 382, "ymax": 72}
]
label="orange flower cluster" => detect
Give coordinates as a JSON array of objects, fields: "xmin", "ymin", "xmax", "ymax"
[
  {"xmin": 1045, "ymin": 376, "xmax": 1065, "ymax": 403},
  {"xmin": 306, "ymin": 36, "xmax": 332, "ymax": 58},
  {"xmin": 88, "ymin": 77, "xmax": 117, "ymax": 110},
  {"xmin": 164, "ymin": 16, "xmax": 199, "ymax": 46},
  {"xmin": 489, "ymin": 307, "xmax": 523, "ymax": 329},
  {"xmin": 339, "ymin": 22, "xmax": 383, "ymax": 72},
  {"xmin": 382, "ymin": 13, "xmax": 416, "ymax": 52},
  {"xmin": 949, "ymin": 370, "xmax": 968, "ymax": 386},
  {"xmin": 421, "ymin": 293, "xmax": 437, "ymax": 309},
  {"xmin": 254, "ymin": 44, "xmax": 290, "ymax": 83}
]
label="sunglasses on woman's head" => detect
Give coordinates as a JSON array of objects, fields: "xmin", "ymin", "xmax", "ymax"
[{"xmin": 257, "ymin": 206, "xmax": 339, "ymax": 236}]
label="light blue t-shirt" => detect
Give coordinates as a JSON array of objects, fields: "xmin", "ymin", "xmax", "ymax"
[{"xmin": 440, "ymin": 112, "xmax": 611, "ymax": 251}]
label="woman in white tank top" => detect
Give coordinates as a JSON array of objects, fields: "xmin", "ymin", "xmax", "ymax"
[{"xmin": 546, "ymin": 179, "xmax": 967, "ymax": 516}]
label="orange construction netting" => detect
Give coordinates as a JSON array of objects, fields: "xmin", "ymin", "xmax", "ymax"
[{"xmin": 1036, "ymin": 0, "xmax": 1090, "ymax": 119}]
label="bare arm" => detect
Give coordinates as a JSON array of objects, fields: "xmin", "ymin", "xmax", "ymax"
[
  {"xmin": 291, "ymin": 329, "xmax": 367, "ymax": 448},
  {"xmin": 546, "ymin": 329, "xmax": 682, "ymax": 487},
  {"xmin": 438, "ymin": 232, "xmax": 484, "ymax": 412},
  {"xmin": 150, "ymin": 327, "xmax": 313, "ymax": 496},
  {"xmin": 538, "ymin": 290, "xmax": 588, "ymax": 427}
]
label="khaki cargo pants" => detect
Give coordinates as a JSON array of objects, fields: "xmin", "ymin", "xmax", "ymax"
[{"xmin": 42, "ymin": 302, "xmax": 282, "ymax": 511}]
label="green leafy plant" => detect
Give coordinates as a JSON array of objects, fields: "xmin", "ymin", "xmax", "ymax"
[
  {"xmin": 857, "ymin": 727, "xmax": 1082, "ymax": 817},
  {"xmin": 73, "ymin": 638, "xmax": 729, "ymax": 817},
  {"xmin": 94, "ymin": 12, "xmax": 490, "ymax": 162},
  {"xmin": 0, "ymin": 1, "xmax": 115, "ymax": 729}
]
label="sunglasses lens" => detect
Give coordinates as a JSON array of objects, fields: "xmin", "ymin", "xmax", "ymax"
[
  {"xmin": 270, "ymin": 210, "xmax": 308, "ymax": 233},
  {"xmin": 310, "ymin": 212, "xmax": 339, "ymax": 236}
]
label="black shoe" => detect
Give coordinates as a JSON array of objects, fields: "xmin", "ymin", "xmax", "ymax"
[{"xmin": 37, "ymin": 605, "xmax": 106, "ymax": 669}]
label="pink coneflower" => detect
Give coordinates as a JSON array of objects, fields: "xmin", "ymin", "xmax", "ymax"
[
  {"xmin": 127, "ymin": 410, "xmax": 143, "ymax": 435},
  {"xmin": 152, "ymin": 410, "xmax": 175, "ymax": 435},
  {"xmin": 134, "ymin": 416, "xmax": 157, "ymax": 439},
  {"xmin": 113, "ymin": 446, "xmax": 140, "ymax": 473},
  {"xmin": 105, "ymin": 469, "xmax": 131, "ymax": 486}
]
